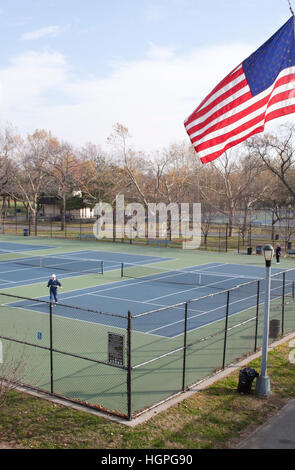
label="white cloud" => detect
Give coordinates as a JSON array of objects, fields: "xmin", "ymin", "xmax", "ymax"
[
  {"xmin": 144, "ymin": 4, "xmax": 166, "ymax": 22},
  {"xmin": 1, "ymin": 40, "xmax": 288, "ymax": 154},
  {"xmin": 0, "ymin": 51, "xmax": 68, "ymax": 109},
  {"xmin": 21, "ymin": 25, "xmax": 63, "ymax": 41},
  {"xmin": 147, "ymin": 42, "xmax": 175, "ymax": 60}
]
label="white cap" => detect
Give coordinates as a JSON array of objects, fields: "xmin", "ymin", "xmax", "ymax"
[{"xmin": 52, "ymin": 274, "xmax": 56, "ymax": 279}]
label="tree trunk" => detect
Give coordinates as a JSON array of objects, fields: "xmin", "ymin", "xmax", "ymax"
[{"xmin": 60, "ymin": 194, "xmax": 66, "ymax": 231}]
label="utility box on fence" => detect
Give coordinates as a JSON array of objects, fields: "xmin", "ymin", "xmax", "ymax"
[
  {"xmin": 23, "ymin": 229, "xmax": 30, "ymax": 236},
  {"xmin": 237, "ymin": 367, "xmax": 259, "ymax": 394},
  {"xmin": 269, "ymin": 319, "xmax": 280, "ymax": 339}
]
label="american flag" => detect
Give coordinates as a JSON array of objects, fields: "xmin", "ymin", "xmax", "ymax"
[{"xmin": 184, "ymin": 16, "xmax": 295, "ymax": 164}]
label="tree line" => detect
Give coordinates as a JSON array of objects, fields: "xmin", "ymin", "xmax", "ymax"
[{"xmin": 1, "ymin": 121, "xmax": 295, "ymax": 238}]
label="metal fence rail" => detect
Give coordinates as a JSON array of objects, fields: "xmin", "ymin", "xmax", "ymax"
[
  {"xmin": 1, "ymin": 213, "xmax": 295, "ymax": 254},
  {"xmin": 0, "ymin": 268, "xmax": 294, "ymax": 420}
]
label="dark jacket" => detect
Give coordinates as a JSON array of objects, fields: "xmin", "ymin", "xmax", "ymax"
[
  {"xmin": 47, "ymin": 278, "xmax": 62, "ymax": 290},
  {"xmin": 276, "ymin": 246, "xmax": 282, "ymax": 256}
]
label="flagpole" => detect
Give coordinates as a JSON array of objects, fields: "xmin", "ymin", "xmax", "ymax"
[{"xmin": 288, "ymin": 0, "xmax": 295, "ymax": 16}]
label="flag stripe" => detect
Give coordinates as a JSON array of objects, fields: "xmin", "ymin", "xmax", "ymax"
[
  {"xmin": 186, "ymin": 66, "xmax": 295, "ymax": 161},
  {"xmin": 190, "ymin": 69, "xmax": 295, "ymax": 148},
  {"xmin": 185, "ymin": 65, "xmax": 244, "ymax": 124},
  {"xmin": 185, "ymin": 69, "xmax": 247, "ymax": 131},
  {"xmin": 184, "ymin": 17, "xmax": 295, "ymax": 164},
  {"xmin": 200, "ymin": 125, "xmax": 265, "ymax": 163}
]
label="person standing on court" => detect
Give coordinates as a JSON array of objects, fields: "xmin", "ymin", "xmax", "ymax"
[
  {"xmin": 47, "ymin": 274, "xmax": 62, "ymax": 304},
  {"xmin": 275, "ymin": 244, "xmax": 282, "ymax": 264}
]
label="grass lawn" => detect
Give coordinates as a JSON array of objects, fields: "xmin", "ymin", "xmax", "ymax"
[{"xmin": 0, "ymin": 340, "xmax": 295, "ymax": 450}]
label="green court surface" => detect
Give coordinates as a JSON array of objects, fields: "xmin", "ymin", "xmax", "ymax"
[{"xmin": 1, "ymin": 234, "xmax": 295, "ymax": 419}]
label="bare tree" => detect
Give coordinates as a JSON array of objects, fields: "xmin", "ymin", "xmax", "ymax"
[
  {"xmin": 45, "ymin": 138, "xmax": 84, "ymax": 230},
  {"xmin": 11, "ymin": 130, "xmax": 52, "ymax": 234},
  {"xmin": 107, "ymin": 123, "xmax": 151, "ymax": 207},
  {"xmin": 247, "ymin": 123, "xmax": 295, "ymax": 202},
  {"xmin": 0, "ymin": 124, "xmax": 22, "ymax": 220},
  {"xmin": 0, "ymin": 339, "xmax": 33, "ymax": 408}
]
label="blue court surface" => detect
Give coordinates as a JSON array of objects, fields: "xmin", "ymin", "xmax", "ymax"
[
  {"xmin": 0, "ymin": 248, "xmax": 173, "ymax": 289},
  {"xmin": 0, "ymin": 242, "xmax": 57, "ymax": 253},
  {"xmin": 2, "ymin": 245, "xmax": 288, "ymax": 338}
]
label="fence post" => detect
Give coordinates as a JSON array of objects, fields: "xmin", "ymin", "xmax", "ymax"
[
  {"xmin": 282, "ymin": 272, "xmax": 285, "ymax": 336},
  {"xmin": 222, "ymin": 291, "xmax": 230, "ymax": 369},
  {"xmin": 225, "ymin": 223, "xmax": 228, "ymax": 252},
  {"xmin": 49, "ymin": 302, "xmax": 54, "ymax": 395},
  {"xmin": 182, "ymin": 303, "xmax": 188, "ymax": 392},
  {"xmin": 248, "ymin": 223, "xmax": 252, "ymax": 248},
  {"xmin": 254, "ymin": 281, "xmax": 260, "ymax": 352},
  {"xmin": 127, "ymin": 310, "xmax": 132, "ymax": 420}
]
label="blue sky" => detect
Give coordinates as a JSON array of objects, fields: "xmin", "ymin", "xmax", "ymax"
[{"xmin": 0, "ymin": 0, "xmax": 294, "ymax": 153}]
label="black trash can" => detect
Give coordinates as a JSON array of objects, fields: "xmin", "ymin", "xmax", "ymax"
[
  {"xmin": 24, "ymin": 229, "xmax": 30, "ymax": 236},
  {"xmin": 288, "ymin": 242, "xmax": 292, "ymax": 250},
  {"xmin": 237, "ymin": 367, "xmax": 259, "ymax": 394},
  {"xmin": 247, "ymin": 247, "xmax": 252, "ymax": 255},
  {"xmin": 269, "ymin": 319, "xmax": 280, "ymax": 339}
]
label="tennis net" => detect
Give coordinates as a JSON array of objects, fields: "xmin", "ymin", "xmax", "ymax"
[
  {"xmin": 0, "ymin": 253, "xmax": 104, "ymax": 275},
  {"xmin": 120, "ymin": 262, "xmax": 260, "ymax": 290}
]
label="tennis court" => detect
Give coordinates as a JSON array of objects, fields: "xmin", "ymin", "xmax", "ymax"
[
  {"xmin": 5, "ymin": 259, "xmax": 289, "ymax": 337},
  {"xmin": 1, "ymin": 237, "xmax": 295, "ymax": 419}
]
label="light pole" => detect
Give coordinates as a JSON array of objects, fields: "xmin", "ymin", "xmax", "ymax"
[{"xmin": 256, "ymin": 244, "xmax": 274, "ymax": 397}]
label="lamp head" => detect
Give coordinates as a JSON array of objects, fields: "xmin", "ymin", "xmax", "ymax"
[{"xmin": 263, "ymin": 244, "xmax": 274, "ymax": 266}]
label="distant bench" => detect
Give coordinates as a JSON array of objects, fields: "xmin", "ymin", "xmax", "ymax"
[
  {"xmin": 287, "ymin": 249, "xmax": 295, "ymax": 256},
  {"xmin": 77, "ymin": 234, "xmax": 96, "ymax": 240},
  {"xmin": 146, "ymin": 238, "xmax": 169, "ymax": 247}
]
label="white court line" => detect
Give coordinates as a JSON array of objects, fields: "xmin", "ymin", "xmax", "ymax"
[
  {"xmin": 28, "ymin": 266, "xmax": 260, "ymax": 311},
  {"xmin": 147, "ymin": 282, "xmax": 288, "ymax": 337},
  {"xmin": 88, "ymin": 292, "xmax": 166, "ymax": 309},
  {"xmin": 3, "ymin": 260, "xmax": 266, "ymax": 337},
  {"xmin": 145, "ymin": 289, "xmax": 260, "ymax": 335},
  {"xmin": 0, "ymin": 277, "xmax": 16, "ymax": 283},
  {"xmin": 0, "ymin": 264, "xmax": 102, "ymax": 286}
]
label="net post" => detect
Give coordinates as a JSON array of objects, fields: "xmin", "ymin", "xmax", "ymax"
[
  {"xmin": 49, "ymin": 302, "xmax": 54, "ymax": 395},
  {"xmin": 127, "ymin": 310, "xmax": 132, "ymax": 420},
  {"xmin": 222, "ymin": 290, "xmax": 230, "ymax": 369},
  {"xmin": 182, "ymin": 302, "xmax": 188, "ymax": 392},
  {"xmin": 254, "ymin": 280, "xmax": 260, "ymax": 352},
  {"xmin": 292, "ymin": 279, "xmax": 295, "ymax": 301},
  {"xmin": 101, "ymin": 261, "xmax": 104, "ymax": 275},
  {"xmin": 121, "ymin": 263, "xmax": 124, "ymax": 278},
  {"xmin": 282, "ymin": 272, "xmax": 285, "ymax": 336}
]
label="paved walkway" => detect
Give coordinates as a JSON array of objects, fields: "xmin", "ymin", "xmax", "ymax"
[{"xmin": 236, "ymin": 398, "xmax": 295, "ymax": 449}]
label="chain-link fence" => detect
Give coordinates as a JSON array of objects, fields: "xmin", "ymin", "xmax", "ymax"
[
  {"xmin": 1, "ymin": 212, "xmax": 295, "ymax": 255},
  {"xmin": 1, "ymin": 268, "xmax": 295, "ymax": 420}
]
